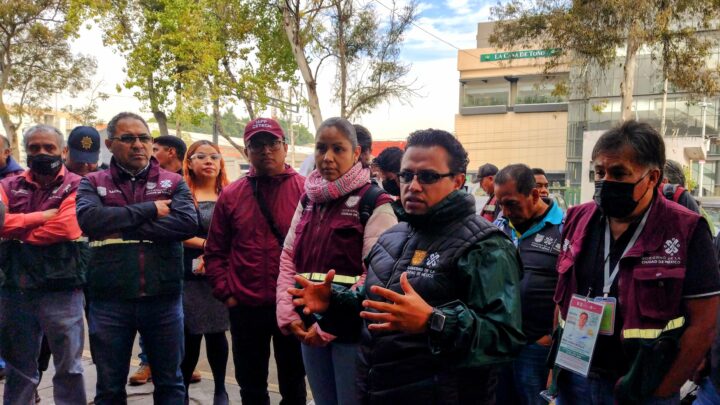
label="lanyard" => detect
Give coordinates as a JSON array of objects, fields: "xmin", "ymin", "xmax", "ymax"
[{"xmin": 602, "ymin": 206, "xmax": 651, "ymax": 297}]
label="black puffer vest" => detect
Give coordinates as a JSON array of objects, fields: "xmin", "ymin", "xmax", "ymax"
[{"xmin": 359, "ymin": 191, "xmax": 507, "ymax": 404}]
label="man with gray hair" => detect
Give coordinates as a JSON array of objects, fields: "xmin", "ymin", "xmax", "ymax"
[{"xmin": 0, "ymin": 124, "xmax": 89, "ymax": 404}]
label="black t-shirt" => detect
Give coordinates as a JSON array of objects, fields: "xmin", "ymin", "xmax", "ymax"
[{"xmin": 574, "ymin": 205, "xmax": 720, "ymax": 377}]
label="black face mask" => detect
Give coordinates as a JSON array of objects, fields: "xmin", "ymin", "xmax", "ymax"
[
  {"xmin": 28, "ymin": 154, "xmax": 63, "ymax": 176},
  {"xmin": 382, "ymin": 178, "xmax": 400, "ymax": 196},
  {"xmin": 593, "ymin": 172, "xmax": 651, "ymax": 218}
]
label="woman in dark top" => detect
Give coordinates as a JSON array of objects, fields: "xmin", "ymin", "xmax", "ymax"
[{"xmin": 180, "ymin": 140, "xmax": 230, "ymax": 404}]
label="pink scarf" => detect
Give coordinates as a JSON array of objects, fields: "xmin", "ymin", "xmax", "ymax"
[{"xmin": 305, "ymin": 162, "xmax": 370, "ymax": 203}]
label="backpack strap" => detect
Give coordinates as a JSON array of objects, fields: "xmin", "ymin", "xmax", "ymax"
[
  {"xmin": 672, "ymin": 186, "xmax": 686, "ymax": 203},
  {"xmin": 358, "ymin": 184, "xmax": 389, "ymax": 227}
]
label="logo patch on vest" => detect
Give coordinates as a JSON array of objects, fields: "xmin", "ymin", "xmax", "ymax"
[
  {"xmin": 425, "ymin": 252, "xmax": 440, "ymax": 268},
  {"xmin": 346, "ymin": 196, "xmax": 360, "ymax": 208},
  {"xmin": 411, "ymin": 250, "xmax": 427, "ymax": 266},
  {"xmin": 97, "ymin": 186, "xmax": 107, "ymax": 197},
  {"xmin": 160, "ymin": 179, "xmax": 172, "ymax": 189},
  {"xmin": 664, "ymin": 238, "xmax": 680, "ymax": 256},
  {"xmin": 146, "ymin": 182, "xmax": 156, "ymax": 190},
  {"xmin": 641, "ymin": 239, "xmax": 683, "ymax": 265},
  {"xmin": 534, "ymin": 233, "xmax": 544, "ymax": 243},
  {"xmin": 563, "ymin": 239, "xmax": 571, "ymax": 252}
]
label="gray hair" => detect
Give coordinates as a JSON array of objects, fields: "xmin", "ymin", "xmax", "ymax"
[
  {"xmin": 664, "ymin": 160, "xmax": 686, "ymax": 187},
  {"xmin": 23, "ymin": 124, "xmax": 64, "ymax": 149},
  {"xmin": 317, "ymin": 117, "xmax": 358, "ymax": 149},
  {"xmin": 107, "ymin": 112, "xmax": 149, "ymax": 138}
]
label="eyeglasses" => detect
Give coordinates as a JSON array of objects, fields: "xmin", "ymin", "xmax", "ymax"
[
  {"xmin": 110, "ymin": 134, "xmax": 153, "ymax": 144},
  {"xmin": 190, "ymin": 153, "xmax": 221, "ymax": 161},
  {"xmin": 398, "ymin": 170, "xmax": 455, "ymax": 185},
  {"xmin": 247, "ymin": 139, "xmax": 283, "ymax": 152}
]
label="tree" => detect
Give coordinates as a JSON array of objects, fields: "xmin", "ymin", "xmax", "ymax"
[
  {"xmin": 281, "ymin": 0, "xmax": 417, "ymax": 130},
  {"xmin": 96, "ymin": 0, "xmax": 181, "ymax": 136},
  {"xmin": 490, "ymin": 0, "xmax": 720, "ymax": 122},
  {"xmin": 63, "ymin": 80, "xmax": 109, "ymax": 125},
  {"xmin": 0, "ymin": 0, "xmax": 96, "ymax": 156}
]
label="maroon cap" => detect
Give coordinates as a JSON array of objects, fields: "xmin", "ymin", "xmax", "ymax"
[{"xmin": 244, "ymin": 118, "xmax": 285, "ymax": 143}]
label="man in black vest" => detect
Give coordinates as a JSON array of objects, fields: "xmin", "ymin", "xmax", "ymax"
[
  {"xmin": 290, "ymin": 129, "xmax": 525, "ymax": 404},
  {"xmin": 494, "ymin": 164, "xmax": 564, "ymax": 405}
]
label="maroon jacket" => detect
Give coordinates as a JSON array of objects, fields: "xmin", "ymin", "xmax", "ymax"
[
  {"xmin": 555, "ymin": 195, "xmax": 699, "ymax": 336},
  {"xmin": 204, "ymin": 165, "xmax": 305, "ymax": 306}
]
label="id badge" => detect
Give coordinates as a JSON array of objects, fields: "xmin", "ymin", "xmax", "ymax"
[
  {"xmin": 593, "ymin": 296, "xmax": 616, "ymax": 336},
  {"xmin": 554, "ymin": 294, "xmax": 605, "ymax": 377}
]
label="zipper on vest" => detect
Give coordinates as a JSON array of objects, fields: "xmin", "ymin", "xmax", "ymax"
[
  {"xmin": 131, "ymin": 177, "xmax": 146, "ymax": 296},
  {"xmin": 384, "ymin": 230, "xmax": 415, "ymax": 290}
]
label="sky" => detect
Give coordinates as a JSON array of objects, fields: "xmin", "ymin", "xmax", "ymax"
[{"xmin": 64, "ymin": 0, "xmax": 496, "ymax": 140}]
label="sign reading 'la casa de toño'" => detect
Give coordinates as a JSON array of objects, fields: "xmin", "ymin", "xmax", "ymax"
[{"xmin": 480, "ymin": 48, "xmax": 561, "ymax": 62}]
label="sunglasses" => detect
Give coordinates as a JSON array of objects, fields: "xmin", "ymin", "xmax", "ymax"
[
  {"xmin": 110, "ymin": 134, "xmax": 153, "ymax": 144},
  {"xmin": 190, "ymin": 153, "xmax": 221, "ymax": 161},
  {"xmin": 398, "ymin": 170, "xmax": 455, "ymax": 184},
  {"xmin": 247, "ymin": 139, "xmax": 283, "ymax": 152}
]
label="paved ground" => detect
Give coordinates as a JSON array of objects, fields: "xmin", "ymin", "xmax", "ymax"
[{"xmin": 0, "ymin": 329, "xmax": 310, "ymax": 404}]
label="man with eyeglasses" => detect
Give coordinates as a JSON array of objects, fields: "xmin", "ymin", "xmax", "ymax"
[
  {"xmin": 289, "ymin": 128, "xmax": 525, "ymax": 403},
  {"xmin": 205, "ymin": 117, "xmax": 307, "ymax": 405},
  {"xmin": 76, "ymin": 111, "xmax": 198, "ymax": 404}
]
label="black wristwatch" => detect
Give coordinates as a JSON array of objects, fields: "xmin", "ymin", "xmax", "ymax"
[{"xmin": 428, "ymin": 308, "xmax": 446, "ymax": 333}]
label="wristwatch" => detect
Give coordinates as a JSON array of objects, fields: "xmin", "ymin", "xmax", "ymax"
[{"xmin": 428, "ymin": 308, "xmax": 446, "ymax": 333}]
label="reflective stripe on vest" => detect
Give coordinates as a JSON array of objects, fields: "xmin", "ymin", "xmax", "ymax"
[
  {"xmin": 89, "ymin": 239, "xmax": 153, "ymax": 248},
  {"xmin": 622, "ymin": 317, "xmax": 685, "ymax": 339},
  {"xmin": 13, "ymin": 236, "xmax": 88, "ymax": 244},
  {"xmin": 557, "ymin": 315, "xmax": 684, "ymax": 339},
  {"xmin": 299, "ymin": 272, "xmax": 360, "ymax": 285}
]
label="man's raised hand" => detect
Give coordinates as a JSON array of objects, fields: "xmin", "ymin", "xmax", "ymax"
[
  {"xmin": 360, "ymin": 272, "xmax": 433, "ymax": 334},
  {"xmin": 288, "ymin": 269, "xmax": 335, "ymax": 315}
]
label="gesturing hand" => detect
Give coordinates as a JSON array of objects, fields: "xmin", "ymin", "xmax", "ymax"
[
  {"xmin": 360, "ymin": 272, "xmax": 433, "ymax": 334},
  {"xmin": 154, "ymin": 199, "xmax": 172, "ymax": 218},
  {"xmin": 288, "ymin": 270, "xmax": 335, "ymax": 315}
]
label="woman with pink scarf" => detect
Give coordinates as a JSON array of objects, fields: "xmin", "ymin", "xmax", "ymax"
[{"xmin": 276, "ymin": 117, "xmax": 397, "ymax": 405}]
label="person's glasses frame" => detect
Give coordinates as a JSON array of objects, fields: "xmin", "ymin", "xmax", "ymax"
[
  {"xmin": 247, "ymin": 139, "xmax": 284, "ymax": 153},
  {"xmin": 110, "ymin": 134, "xmax": 153, "ymax": 144},
  {"xmin": 190, "ymin": 153, "xmax": 222, "ymax": 161},
  {"xmin": 397, "ymin": 170, "xmax": 455, "ymax": 185}
]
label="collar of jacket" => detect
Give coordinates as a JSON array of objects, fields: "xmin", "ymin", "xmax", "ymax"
[
  {"xmin": 503, "ymin": 199, "xmax": 564, "ymax": 242},
  {"xmin": 394, "ymin": 190, "xmax": 475, "ymax": 229},
  {"xmin": 109, "ymin": 156, "xmax": 155, "ymax": 181},
  {"xmin": 0, "ymin": 156, "xmax": 23, "ymax": 176}
]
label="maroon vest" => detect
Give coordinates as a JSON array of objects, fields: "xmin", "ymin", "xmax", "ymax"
[
  {"xmin": 293, "ymin": 184, "xmax": 390, "ymax": 278},
  {"xmin": 554, "ymin": 195, "xmax": 699, "ymax": 336},
  {"xmin": 1, "ymin": 168, "xmax": 80, "ymax": 213},
  {"xmin": 85, "ymin": 159, "xmax": 180, "ymax": 209}
]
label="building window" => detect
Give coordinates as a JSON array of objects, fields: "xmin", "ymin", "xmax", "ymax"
[
  {"xmin": 516, "ymin": 76, "xmax": 568, "ymax": 105},
  {"xmin": 462, "ymin": 79, "xmax": 509, "ymax": 107}
]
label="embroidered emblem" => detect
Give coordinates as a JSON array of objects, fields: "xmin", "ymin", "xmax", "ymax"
[
  {"xmin": 81, "ymin": 136, "xmax": 93, "ymax": 150},
  {"xmin": 534, "ymin": 233, "xmax": 544, "ymax": 243},
  {"xmin": 426, "ymin": 252, "xmax": 440, "ymax": 268},
  {"xmin": 346, "ymin": 196, "xmax": 360, "ymax": 208},
  {"xmin": 146, "ymin": 182, "xmax": 156, "ymax": 190},
  {"xmin": 563, "ymin": 239, "xmax": 571, "ymax": 252},
  {"xmin": 411, "ymin": 250, "xmax": 427, "ymax": 266},
  {"xmin": 664, "ymin": 238, "xmax": 680, "ymax": 256},
  {"xmin": 97, "ymin": 186, "xmax": 106, "ymax": 197},
  {"xmin": 543, "ymin": 236, "xmax": 554, "ymax": 245},
  {"xmin": 160, "ymin": 179, "xmax": 172, "ymax": 189}
]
